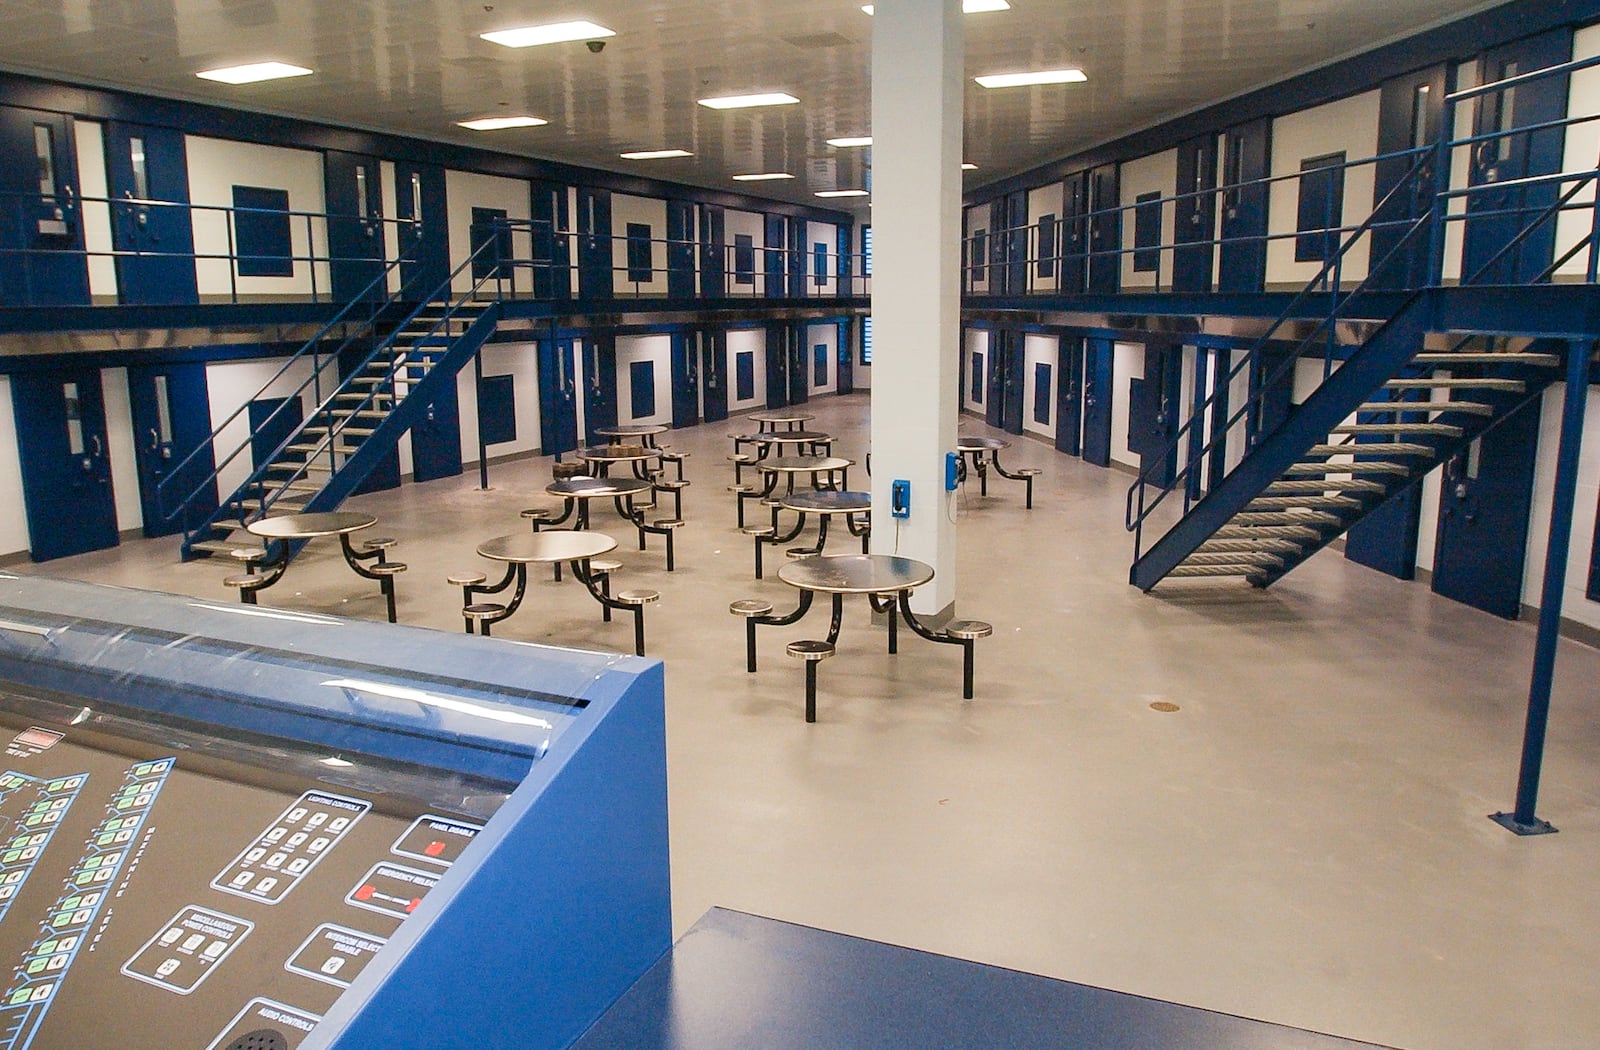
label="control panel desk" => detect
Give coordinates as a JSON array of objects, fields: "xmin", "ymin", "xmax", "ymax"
[{"xmin": 0, "ymin": 573, "xmax": 669, "ymax": 1050}]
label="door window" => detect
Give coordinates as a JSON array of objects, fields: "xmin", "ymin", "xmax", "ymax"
[{"xmin": 63, "ymin": 382, "xmax": 84, "ymax": 454}]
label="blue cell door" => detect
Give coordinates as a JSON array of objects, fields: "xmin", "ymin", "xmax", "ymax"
[
  {"xmin": 764, "ymin": 215, "xmax": 787, "ymax": 299},
  {"xmin": 1059, "ymin": 172, "xmax": 1089, "ymax": 293},
  {"xmin": 1055, "ymin": 335, "xmax": 1084, "ymax": 456},
  {"xmin": 531, "ymin": 180, "xmax": 572, "ymax": 299},
  {"xmin": 1431, "ymin": 397, "xmax": 1542, "ymax": 618},
  {"xmin": 539, "ymin": 337, "xmax": 580, "ymax": 454},
  {"xmin": 999, "ymin": 330, "xmax": 1026, "ymax": 434},
  {"xmin": 107, "ymin": 123, "xmax": 198, "ymax": 306},
  {"xmin": 409, "ymin": 379, "xmax": 462, "ymax": 483},
  {"xmin": 393, "ymin": 162, "xmax": 449, "ymax": 297},
  {"xmin": 835, "ymin": 320, "xmax": 853, "ymax": 395},
  {"xmin": 984, "ymin": 332, "xmax": 1006, "ymax": 428},
  {"xmin": 787, "ymin": 325, "xmax": 808, "ymax": 405},
  {"xmin": 128, "ymin": 362, "xmax": 215, "ymax": 538},
  {"xmin": 788, "ymin": 218, "xmax": 808, "ymax": 297},
  {"xmin": 764, "ymin": 323, "xmax": 790, "ymax": 407},
  {"xmin": 1368, "ymin": 66, "xmax": 1449, "ymax": 290},
  {"xmin": 699, "ymin": 206, "xmax": 726, "ymax": 296},
  {"xmin": 1462, "ymin": 30, "xmax": 1572, "ymax": 286},
  {"xmin": 324, "ymin": 150, "xmax": 385, "ymax": 303},
  {"xmin": 701, "ymin": 330, "xmax": 729, "ymax": 423},
  {"xmin": 1081, "ymin": 339, "xmax": 1115, "ymax": 467},
  {"xmin": 667, "ymin": 201, "xmax": 696, "ymax": 299},
  {"xmin": 1087, "ymin": 165, "xmax": 1120, "ymax": 294},
  {"xmin": 670, "ymin": 331, "xmax": 701, "ymax": 428},
  {"xmin": 1172, "ymin": 135, "xmax": 1218, "ymax": 292},
  {"xmin": 1127, "ymin": 346, "xmax": 1182, "ymax": 488},
  {"xmin": 1218, "ymin": 119, "xmax": 1271, "ymax": 292},
  {"xmin": 0, "ymin": 108, "xmax": 90, "ymax": 307},
  {"xmin": 577, "ymin": 188, "xmax": 613, "ymax": 299},
  {"xmin": 11, "ymin": 368, "xmax": 119, "ymax": 560},
  {"xmin": 583, "ymin": 335, "xmax": 619, "ymax": 445}
]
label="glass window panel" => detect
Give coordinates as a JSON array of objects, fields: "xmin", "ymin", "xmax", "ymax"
[
  {"xmin": 130, "ymin": 137, "xmax": 149, "ymax": 199},
  {"xmin": 63, "ymin": 382, "xmax": 84, "ymax": 455},
  {"xmin": 34, "ymin": 125, "xmax": 57, "ymax": 198},
  {"xmin": 154, "ymin": 375, "xmax": 173, "ymax": 444}
]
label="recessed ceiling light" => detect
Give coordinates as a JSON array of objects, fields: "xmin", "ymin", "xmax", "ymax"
[
  {"xmin": 816, "ymin": 190, "xmax": 869, "ymax": 198},
  {"xmin": 862, "ymin": 1, "xmax": 1010, "ymax": 12},
  {"xmin": 962, "ymin": 162, "xmax": 978, "ymax": 170},
  {"xmin": 732, "ymin": 173, "xmax": 795, "ymax": 182},
  {"xmin": 196, "ymin": 62, "xmax": 313, "ymax": 85},
  {"xmin": 620, "ymin": 149, "xmax": 694, "ymax": 160},
  {"xmin": 481, "ymin": 21, "xmax": 615, "ymax": 48},
  {"xmin": 827, "ymin": 136, "xmax": 873, "ymax": 148},
  {"xmin": 457, "ymin": 115, "xmax": 549, "ymax": 131},
  {"xmin": 698, "ymin": 93, "xmax": 800, "ymax": 110},
  {"xmin": 975, "ymin": 69, "xmax": 1088, "ymax": 88}
]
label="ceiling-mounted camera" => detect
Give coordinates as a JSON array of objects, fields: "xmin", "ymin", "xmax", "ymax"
[{"xmin": 586, "ymin": 40, "xmax": 606, "ymax": 53}]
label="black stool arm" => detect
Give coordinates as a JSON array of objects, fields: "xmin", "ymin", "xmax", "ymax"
[
  {"xmin": 989, "ymin": 450, "xmax": 1027, "ymax": 481},
  {"xmin": 895, "ymin": 592, "xmax": 965, "ymax": 648},
  {"xmin": 753, "ymin": 588, "xmax": 814, "ymax": 628}
]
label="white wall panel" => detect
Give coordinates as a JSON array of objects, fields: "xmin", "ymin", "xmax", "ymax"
[
  {"xmin": 381, "ymin": 161, "xmax": 402, "ymax": 295},
  {"xmin": 204, "ymin": 357, "xmax": 316, "ymax": 498},
  {"xmin": 1441, "ymin": 62, "xmax": 1477, "ymax": 283},
  {"xmin": 962, "ymin": 328, "xmax": 988, "ymax": 413},
  {"xmin": 445, "ymin": 170, "xmax": 530, "ymax": 295},
  {"xmin": 611, "ymin": 194, "xmax": 668, "ymax": 295},
  {"xmin": 75, "ymin": 120, "xmax": 117, "ymax": 301},
  {"xmin": 101, "ymin": 367, "xmax": 141, "ymax": 532},
  {"xmin": 726, "ymin": 328, "xmax": 766, "ymax": 412},
  {"xmin": 1267, "ymin": 91, "xmax": 1381, "ymax": 287},
  {"xmin": 472, "ymin": 342, "xmax": 544, "ymax": 460},
  {"xmin": 1111, "ymin": 341, "xmax": 1144, "ymax": 468},
  {"xmin": 725, "ymin": 209, "xmax": 765, "ymax": 297},
  {"xmin": 1555, "ymin": 25, "xmax": 1600, "ymax": 280},
  {"xmin": 616, "ymin": 335, "xmax": 673, "ymax": 426},
  {"xmin": 806, "ymin": 323, "xmax": 838, "ymax": 395},
  {"xmin": 1521, "ymin": 383, "xmax": 1600, "ymax": 629},
  {"xmin": 1022, "ymin": 334, "xmax": 1056, "ymax": 438},
  {"xmin": 0, "ymin": 377, "xmax": 30, "ymax": 558},
  {"xmin": 1120, "ymin": 150, "xmax": 1177, "ymax": 290},
  {"xmin": 186, "ymin": 136, "xmax": 327, "ymax": 299}
]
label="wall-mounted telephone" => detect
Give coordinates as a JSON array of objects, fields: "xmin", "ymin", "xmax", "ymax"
[
  {"xmin": 891, "ymin": 479, "xmax": 911, "ymax": 519},
  {"xmin": 945, "ymin": 452, "xmax": 960, "ymax": 491}
]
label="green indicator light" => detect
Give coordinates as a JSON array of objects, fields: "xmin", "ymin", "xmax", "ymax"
[
  {"xmin": 10, "ymin": 990, "xmax": 29, "ymax": 1005},
  {"xmin": 25, "ymin": 960, "xmax": 44, "ymax": 975},
  {"xmin": 3, "ymin": 852, "xmax": 19, "ymax": 863}
]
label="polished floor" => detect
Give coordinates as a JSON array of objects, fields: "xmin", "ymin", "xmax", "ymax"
[{"xmin": 19, "ymin": 393, "xmax": 1600, "ymax": 1050}]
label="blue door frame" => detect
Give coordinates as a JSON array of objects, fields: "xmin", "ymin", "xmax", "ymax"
[
  {"xmin": 531, "ymin": 180, "xmax": 572, "ymax": 300},
  {"xmin": 1128, "ymin": 345, "xmax": 1182, "ymax": 488},
  {"xmin": 1172, "ymin": 135, "xmax": 1218, "ymax": 292},
  {"xmin": 1368, "ymin": 65, "xmax": 1449, "ymax": 290},
  {"xmin": 1059, "ymin": 172, "xmax": 1089, "ymax": 294},
  {"xmin": 539, "ymin": 336, "xmax": 581, "ymax": 454},
  {"xmin": 583, "ymin": 334, "xmax": 619, "ymax": 445},
  {"xmin": 577, "ymin": 188, "xmax": 613, "ymax": 300},
  {"xmin": 671, "ymin": 331, "xmax": 700, "ymax": 428},
  {"xmin": 409, "ymin": 374, "xmax": 462, "ymax": 483},
  {"xmin": 788, "ymin": 217, "xmax": 808, "ymax": 298},
  {"xmin": 667, "ymin": 201, "xmax": 696, "ymax": 299},
  {"xmin": 393, "ymin": 161, "xmax": 450, "ymax": 297},
  {"xmin": 324, "ymin": 150, "xmax": 386, "ymax": 304},
  {"xmin": 11, "ymin": 367, "xmax": 119, "ymax": 561},
  {"xmin": 1218, "ymin": 119, "xmax": 1271, "ymax": 293},
  {"xmin": 1087, "ymin": 165, "xmax": 1120, "ymax": 295},
  {"xmin": 1081, "ymin": 338, "xmax": 1115, "ymax": 467},
  {"xmin": 765, "ymin": 323, "xmax": 789, "ymax": 407},
  {"xmin": 764, "ymin": 215, "xmax": 787, "ymax": 299},
  {"xmin": 702, "ymin": 329, "xmax": 729, "ymax": 423},
  {"xmin": 107, "ymin": 123, "xmax": 198, "ymax": 306},
  {"xmin": 127, "ymin": 362, "xmax": 215, "ymax": 538},
  {"xmin": 836, "ymin": 319, "xmax": 853, "ymax": 395},
  {"xmin": 699, "ymin": 206, "xmax": 726, "ymax": 297}
]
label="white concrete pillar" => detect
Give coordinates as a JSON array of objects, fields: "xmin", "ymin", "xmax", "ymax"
[{"xmin": 869, "ymin": 0, "xmax": 964, "ymax": 615}]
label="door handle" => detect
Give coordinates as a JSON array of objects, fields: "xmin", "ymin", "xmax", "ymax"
[
  {"xmin": 147, "ymin": 427, "xmax": 160, "ymax": 453},
  {"xmin": 90, "ymin": 434, "xmax": 103, "ymax": 458}
]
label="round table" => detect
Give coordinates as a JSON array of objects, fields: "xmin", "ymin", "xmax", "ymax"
[
  {"xmin": 594, "ymin": 424, "xmax": 668, "ymax": 447},
  {"xmin": 779, "ymin": 554, "xmax": 934, "ymax": 594},
  {"xmin": 954, "ymin": 434, "xmax": 1039, "ymax": 506},
  {"xmin": 466, "ymin": 531, "xmax": 621, "ymax": 638},
  {"xmin": 575, "ymin": 444, "xmax": 663, "ymax": 479},
  {"xmin": 956, "ymin": 435, "xmax": 1010, "ymax": 453},
  {"xmin": 749, "ymin": 491, "xmax": 872, "ymax": 577},
  {"xmin": 547, "ymin": 476, "xmax": 653, "ymax": 529},
  {"xmin": 241, "ymin": 511, "xmax": 399, "ymax": 621},
  {"xmin": 745, "ymin": 430, "xmax": 834, "ymax": 456},
  {"xmin": 747, "ymin": 410, "xmax": 815, "ymax": 432}
]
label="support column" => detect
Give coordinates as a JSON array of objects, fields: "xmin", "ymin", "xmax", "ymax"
[
  {"xmin": 1490, "ymin": 339, "xmax": 1595, "ymax": 836},
  {"xmin": 869, "ymin": 0, "xmax": 963, "ymax": 615}
]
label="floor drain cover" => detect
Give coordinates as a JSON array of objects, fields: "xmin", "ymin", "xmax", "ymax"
[{"xmin": 1149, "ymin": 701, "xmax": 1180, "ymax": 713}]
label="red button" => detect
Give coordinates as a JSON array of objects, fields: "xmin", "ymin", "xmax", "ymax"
[
  {"xmin": 424, "ymin": 841, "xmax": 447, "ymax": 857},
  {"xmin": 405, "ymin": 898, "xmax": 421, "ymax": 914},
  {"xmin": 354, "ymin": 884, "xmax": 375, "ymax": 901}
]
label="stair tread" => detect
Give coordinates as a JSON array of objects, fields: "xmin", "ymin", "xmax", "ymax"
[
  {"xmin": 1385, "ymin": 377, "xmax": 1525, "ymax": 390},
  {"xmin": 1307, "ymin": 442, "xmax": 1434, "ymax": 457},
  {"xmin": 1284, "ymin": 460, "xmax": 1411, "ymax": 475},
  {"xmin": 1246, "ymin": 495, "xmax": 1364, "ymax": 509},
  {"xmin": 1264, "ymin": 478, "xmax": 1385, "ymax": 493},
  {"xmin": 1214, "ymin": 524, "xmax": 1322, "ymax": 540},
  {"xmin": 1183, "ymin": 551, "xmax": 1284, "ymax": 567},
  {"xmin": 1232, "ymin": 510, "xmax": 1342, "ymax": 525},
  {"xmin": 1413, "ymin": 352, "xmax": 1559, "ymax": 366},
  {"xmin": 1197, "ymin": 538, "xmax": 1305, "ymax": 553},
  {"xmin": 1167, "ymin": 565, "xmax": 1266, "ymax": 578},
  {"xmin": 1355, "ymin": 401, "xmax": 1494, "ymax": 416},
  {"xmin": 1330, "ymin": 422, "xmax": 1463, "ymax": 436}
]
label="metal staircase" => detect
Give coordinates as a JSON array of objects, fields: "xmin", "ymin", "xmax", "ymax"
[
  {"xmin": 1126, "ymin": 116, "xmax": 1592, "ymax": 591},
  {"xmin": 164, "ymin": 242, "xmax": 505, "ymax": 561}
]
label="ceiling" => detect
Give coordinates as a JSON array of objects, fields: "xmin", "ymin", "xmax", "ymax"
[{"xmin": 0, "ymin": 0, "xmax": 1506, "ymax": 210}]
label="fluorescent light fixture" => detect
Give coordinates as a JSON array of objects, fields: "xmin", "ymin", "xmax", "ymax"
[
  {"xmin": 732, "ymin": 172, "xmax": 795, "ymax": 182},
  {"xmin": 816, "ymin": 190, "xmax": 869, "ymax": 198},
  {"xmin": 457, "ymin": 115, "xmax": 548, "ymax": 131},
  {"xmin": 196, "ymin": 61, "xmax": 313, "ymax": 85},
  {"xmin": 481, "ymin": 21, "xmax": 615, "ymax": 48},
  {"xmin": 975, "ymin": 69, "xmax": 1087, "ymax": 88},
  {"xmin": 962, "ymin": 162, "xmax": 979, "ymax": 170},
  {"xmin": 620, "ymin": 149, "xmax": 694, "ymax": 160},
  {"xmin": 827, "ymin": 136, "xmax": 873, "ymax": 148},
  {"xmin": 322, "ymin": 678, "xmax": 556, "ymax": 730},
  {"xmin": 862, "ymin": 0, "xmax": 1010, "ymax": 12},
  {"xmin": 698, "ymin": 93, "xmax": 800, "ymax": 110}
]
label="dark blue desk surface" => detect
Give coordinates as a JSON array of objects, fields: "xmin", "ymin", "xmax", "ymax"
[{"xmin": 570, "ymin": 908, "xmax": 1394, "ymax": 1050}]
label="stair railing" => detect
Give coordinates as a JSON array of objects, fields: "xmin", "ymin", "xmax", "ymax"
[
  {"xmin": 157, "ymin": 248, "xmax": 418, "ymax": 531},
  {"xmin": 232, "ymin": 237, "xmax": 507, "ymax": 522},
  {"xmin": 1122, "ymin": 151, "xmax": 1438, "ymax": 561}
]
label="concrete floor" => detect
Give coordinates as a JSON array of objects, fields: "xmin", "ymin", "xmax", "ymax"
[{"xmin": 18, "ymin": 392, "xmax": 1600, "ymax": 1050}]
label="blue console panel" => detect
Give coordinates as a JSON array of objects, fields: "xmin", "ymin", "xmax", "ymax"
[{"xmin": 0, "ymin": 573, "xmax": 670, "ymax": 1050}]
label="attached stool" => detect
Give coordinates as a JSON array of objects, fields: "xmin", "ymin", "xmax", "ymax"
[
  {"xmin": 660, "ymin": 449, "xmax": 690, "ymax": 481},
  {"xmin": 223, "ymin": 573, "xmax": 268, "ymax": 604},
  {"xmin": 654, "ymin": 478, "xmax": 690, "ymax": 519},
  {"xmin": 463, "ymin": 602, "xmax": 506, "ymax": 636},
  {"xmin": 943, "ymin": 620, "xmax": 993, "ymax": 699},
  {"xmin": 522, "ymin": 507, "xmax": 562, "ymax": 578},
  {"xmin": 361, "ymin": 536, "xmax": 397, "ymax": 554},
  {"xmin": 786, "ymin": 640, "xmax": 835, "ymax": 723},
  {"xmin": 446, "ymin": 571, "xmax": 487, "ymax": 633},
  {"xmin": 366, "ymin": 561, "xmax": 407, "ymax": 623},
  {"xmin": 1015, "ymin": 469, "xmax": 1042, "ymax": 509},
  {"xmin": 641, "ymin": 518, "xmax": 684, "ymax": 571},
  {"xmin": 588, "ymin": 559, "xmax": 621, "ymax": 622},
  {"xmin": 728, "ymin": 599, "xmax": 773, "ymax": 671},
  {"xmin": 741, "ymin": 525, "xmax": 775, "ymax": 578},
  {"xmin": 615, "ymin": 589, "xmax": 660, "ymax": 656}
]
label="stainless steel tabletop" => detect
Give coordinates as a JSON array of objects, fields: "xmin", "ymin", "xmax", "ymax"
[
  {"xmin": 778, "ymin": 554, "xmax": 934, "ymax": 594},
  {"xmin": 476, "ymin": 530, "xmax": 617, "ymax": 564},
  {"xmin": 595, "ymin": 424, "xmax": 668, "ymax": 437},
  {"xmin": 547, "ymin": 476, "xmax": 654, "ymax": 498},
  {"xmin": 748, "ymin": 411, "xmax": 814, "ymax": 425},
  {"xmin": 756, "ymin": 456, "xmax": 854, "ymax": 473},
  {"xmin": 576, "ymin": 445, "xmax": 663, "ymax": 461},
  {"xmin": 246, "ymin": 511, "xmax": 376, "ymax": 539},
  {"xmin": 781, "ymin": 491, "xmax": 871, "ymax": 514},
  {"xmin": 746, "ymin": 430, "xmax": 833, "ymax": 444},
  {"xmin": 956, "ymin": 435, "xmax": 1010, "ymax": 452}
]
